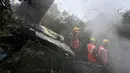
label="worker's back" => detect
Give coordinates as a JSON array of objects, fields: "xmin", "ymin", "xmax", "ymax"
[
  {"xmin": 87, "ymin": 44, "xmax": 97, "ymax": 62},
  {"xmin": 98, "ymin": 46, "xmax": 108, "ymax": 65}
]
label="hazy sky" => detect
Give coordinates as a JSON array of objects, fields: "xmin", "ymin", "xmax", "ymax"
[
  {"xmin": 54, "ymin": 0, "xmax": 130, "ymax": 20},
  {"xmin": 12, "ymin": 0, "xmax": 130, "ymax": 20}
]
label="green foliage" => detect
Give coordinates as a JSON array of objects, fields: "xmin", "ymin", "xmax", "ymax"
[
  {"xmin": 122, "ymin": 10, "xmax": 130, "ymax": 25},
  {"xmin": 40, "ymin": 3, "xmax": 86, "ymax": 36},
  {"xmin": 0, "ymin": 0, "xmax": 16, "ymax": 36},
  {"xmin": 118, "ymin": 10, "xmax": 130, "ymax": 39},
  {"xmin": 40, "ymin": 4, "xmax": 88, "ymax": 45}
]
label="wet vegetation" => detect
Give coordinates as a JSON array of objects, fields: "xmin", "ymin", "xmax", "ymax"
[{"xmin": 1, "ymin": 0, "xmax": 130, "ymax": 73}]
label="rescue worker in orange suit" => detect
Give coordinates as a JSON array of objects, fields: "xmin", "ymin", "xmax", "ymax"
[
  {"xmin": 70, "ymin": 27, "xmax": 80, "ymax": 53},
  {"xmin": 87, "ymin": 38, "xmax": 97, "ymax": 63},
  {"xmin": 98, "ymin": 39, "xmax": 110, "ymax": 73},
  {"xmin": 86, "ymin": 38, "xmax": 98, "ymax": 72}
]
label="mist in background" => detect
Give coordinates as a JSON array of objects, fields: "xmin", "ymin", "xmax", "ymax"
[
  {"xmin": 10, "ymin": 0, "xmax": 130, "ymax": 73},
  {"xmin": 52, "ymin": 0, "xmax": 130, "ymax": 72},
  {"xmin": 80, "ymin": 0, "xmax": 130, "ymax": 73},
  {"xmin": 84, "ymin": 5, "xmax": 130, "ymax": 73}
]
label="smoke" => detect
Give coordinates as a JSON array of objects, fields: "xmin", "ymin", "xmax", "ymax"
[
  {"xmin": 10, "ymin": 0, "xmax": 130, "ymax": 72},
  {"xmin": 10, "ymin": 0, "xmax": 21, "ymax": 13},
  {"xmin": 11, "ymin": 0, "xmax": 54, "ymax": 24},
  {"xmin": 84, "ymin": 9, "xmax": 130, "ymax": 73}
]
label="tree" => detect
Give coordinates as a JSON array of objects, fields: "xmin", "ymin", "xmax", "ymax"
[
  {"xmin": 0, "ymin": 0, "xmax": 16, "ymax": 36},
  {"xmin": 40, "ymin": 3, "xmax": 90, "ymax": 45},
  {"xmin": 48, "ymin": 3, "xmax": 60, "ymax": 17},
  {"xmin": 117, "ymin": 10, "xmax": 130, "ymax": 39}
]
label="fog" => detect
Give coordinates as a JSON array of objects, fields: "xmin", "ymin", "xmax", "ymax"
[
  {"xmin": 80, "ymin": 0, "xmax": 130, "ymax": 72},
  {"xmin": 10, "ymin": 0, "xmax": 130, "ymax": 73},
  {"xmin": 84, "ymin": 6, "xmax": 130, "ymax": 73}
]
